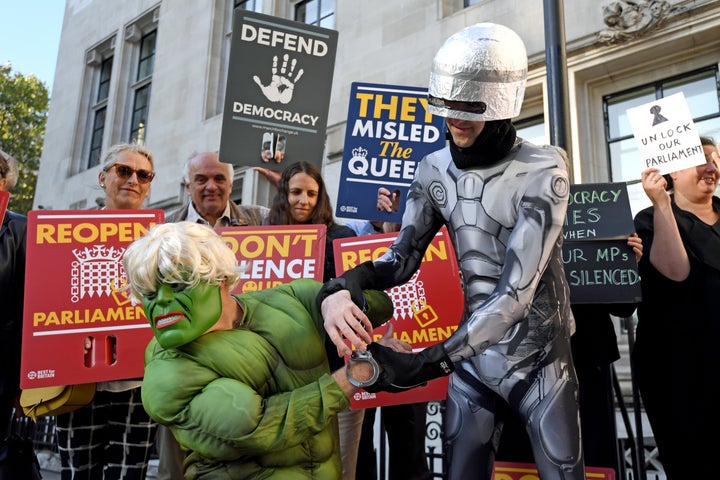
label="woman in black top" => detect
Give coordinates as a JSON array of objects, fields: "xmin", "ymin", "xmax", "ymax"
[{"xmin": 633, "ymin": 136, "xmax": 720, "ymax": 479}]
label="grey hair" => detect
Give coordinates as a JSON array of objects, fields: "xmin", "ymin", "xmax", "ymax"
[
  {"xmin": 102, "ymin": 143, "xmax": 154, "ymax": 171},
  {"xmin": 123, "ymin": 221, "xmax": 241, "ymax": 303},
  {"xmin": 0, "ymin": 149, "xmax": 20, "ymax": 190},
  {"xmin": 182, "ymin": 152, "xmax": 233, "ymax": 184}
]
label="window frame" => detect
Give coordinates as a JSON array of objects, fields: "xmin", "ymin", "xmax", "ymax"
[
  {"xmin": 294, "ymin": 0, "xmax": 335, "ymax": 29},
  {"xmin": 128, "ymin": 28, "xmax": 157, "ymax": 143},
  {"xmin": 515, "ymin": 114, "xmax": 549, "ymax": 146},
  {"xmin": 234, "ymin": 0, "xmax": 260, "ymax": 11},
  {"xmin": 121, "ymin": 7, "xmax": 159, "ymax": 145},
  {"xmin": 87, "ymin": 54, "xmax": 114, "ymax": 169}
]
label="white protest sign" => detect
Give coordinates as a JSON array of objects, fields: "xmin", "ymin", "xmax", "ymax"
[{"xmin": 626, "ymin": 92, "xmax": 705, "ymax": 175}]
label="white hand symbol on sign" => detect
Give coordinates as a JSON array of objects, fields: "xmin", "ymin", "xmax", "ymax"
[{"xmin": 253, "ymin": 54, "xmax": 305, "ymax": 105}]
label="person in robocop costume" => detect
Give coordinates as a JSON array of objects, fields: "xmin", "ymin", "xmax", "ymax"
[{"xmin": 316, "ymin": 23, "xmax": 585, "ymax": 480}]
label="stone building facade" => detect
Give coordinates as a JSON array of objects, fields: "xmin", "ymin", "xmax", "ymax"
[{"xmin": 36, "ymin": 0, "xmax": 720, "ymax": 215}]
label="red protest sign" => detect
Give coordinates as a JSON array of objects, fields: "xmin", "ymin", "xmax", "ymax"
[
  {"xmin": 333, "ymin": 226, "xmax": 463, "ymax": 408},
  {"xmin": 491, "ymin": 462, "xmax": 615, "ymax": 480},
  {"xmin": 20, "ymin": 210, "xmax": 164, "ymax": 388},
  {"xmin": 216, "ymin": 224, "xmax": 327, "ymax": 293}
]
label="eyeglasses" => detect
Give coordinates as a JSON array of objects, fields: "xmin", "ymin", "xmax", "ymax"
[{"xmin": 105, "ymin": 163, "xmax": 155, "ymax": 184}]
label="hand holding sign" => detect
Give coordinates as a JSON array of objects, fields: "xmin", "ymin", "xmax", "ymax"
[
  {"xmin": 627, "ymin": 232, "xmax": 642, "ymax": 262},
  {"xmin": 639, "ymin": 167, "xmax": 671, "ymax": 206},
  {"xmin": 377, "ymin": 187, "xmax": 400, "ymax": 213}
]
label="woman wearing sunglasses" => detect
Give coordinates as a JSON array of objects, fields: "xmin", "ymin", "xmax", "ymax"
[
  {"xmin": 98, "ymin": 144, "xmax": 156, "ymax": 209},
  {"xmin": 54, "ymin": 143, "xmax": 158, "ymax": 480}
]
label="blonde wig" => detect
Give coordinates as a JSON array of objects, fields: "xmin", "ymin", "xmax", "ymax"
[{"xmin": 123, "ymin": 221, "xmax": 240, "ymax": 303}]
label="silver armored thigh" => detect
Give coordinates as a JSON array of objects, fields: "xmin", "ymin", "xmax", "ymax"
[{"xmin": 444, "ymin": 333, "xmax": 584, "ymax": 480}]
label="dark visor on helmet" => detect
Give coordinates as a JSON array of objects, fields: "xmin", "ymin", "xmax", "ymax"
[{"xmin": 428, "ymin": 95, "xmax": 487, "ymax": 114}]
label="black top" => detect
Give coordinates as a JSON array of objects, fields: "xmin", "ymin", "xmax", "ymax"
[
  {"xmin": 634, "ymin": 196, "xmax": 720, "ymax": 350},
  {"xmin": 0, "ymin": 211, "xmax": 27, "ymax": 398},
  {"xmin": 570, "ymin": 303, "xmax": 635, "ymax": 367},
  {"xmin": 632, "ymin": 194, "xmax": 720, "ymax": 469},
  {"xmin": 323, "ymin": 224, "xmax": 356, "ymax": 283}
]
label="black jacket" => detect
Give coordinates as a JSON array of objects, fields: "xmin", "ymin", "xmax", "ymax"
[{"xmin": 0, "ymin": 210, "xmax": 27, "ymax": 398}]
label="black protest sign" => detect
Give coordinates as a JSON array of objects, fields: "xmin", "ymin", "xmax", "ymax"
[
  {"xmin": 562, "ymin": 239, "xmax": 641, "ymax": 304},
  {"xmin": 562, "ymin": 182, "xmax": 641, "ymax": 304},
  {"xmin": 219, "ymin": 10, "xmax": 338, "ymax": 170},
  {"xmin": 564, "ymin": 182, "xmax": 634, "ymax": 240}
]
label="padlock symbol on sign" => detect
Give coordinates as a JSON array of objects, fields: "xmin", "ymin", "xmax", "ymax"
[
  {"xmin": 412, "ymin": 298, "xmax": 438, "ymax": 328},
  {"xmin": 110, "ymin": 277, "xmax": 132, "ymax": 307}
]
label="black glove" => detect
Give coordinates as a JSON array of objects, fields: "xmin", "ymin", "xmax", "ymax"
[{"xmin": 364, "ymin": 342, "xmax": 455, "ymax": 393}]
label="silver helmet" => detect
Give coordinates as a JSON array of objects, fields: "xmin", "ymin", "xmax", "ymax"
[{"xmin": 428, "ymin": 23, "xmax": 528, "ymax": 121}]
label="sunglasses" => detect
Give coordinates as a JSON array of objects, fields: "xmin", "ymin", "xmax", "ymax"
[{"xmin": 106, "ymin": 163, "xmax": 155, "ymax": 184}]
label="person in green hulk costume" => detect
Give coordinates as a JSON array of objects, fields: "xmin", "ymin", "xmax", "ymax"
[{"xmin": 122, "ymin": 221, "xmax": 394, "ymax": 479}]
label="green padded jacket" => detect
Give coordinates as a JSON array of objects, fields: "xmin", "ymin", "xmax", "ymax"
[{"xmin": 141, "ymin": 278, "xmax": 393, "ymax": 479}]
